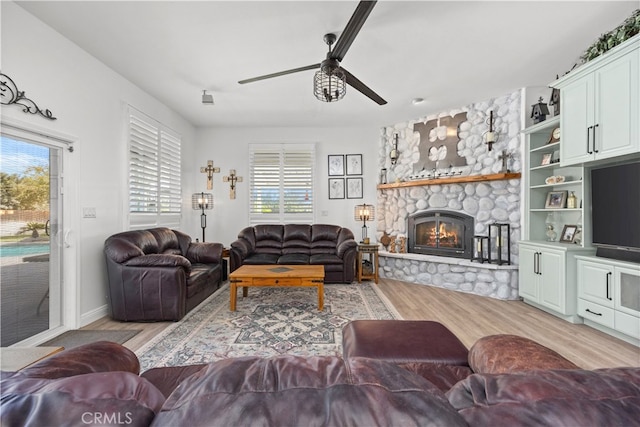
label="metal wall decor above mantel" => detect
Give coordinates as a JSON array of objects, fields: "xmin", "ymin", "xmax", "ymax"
[{"xmin": 377, "ymin": 172, "xmax": 521, "ymax": 190}]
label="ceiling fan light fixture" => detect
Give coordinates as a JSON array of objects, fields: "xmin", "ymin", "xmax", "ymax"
[{"xmin": 313, "ymin": 68, "xmax": 346, "ymax": 103}]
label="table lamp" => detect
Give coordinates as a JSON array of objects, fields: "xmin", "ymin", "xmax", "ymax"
[
  {"xmin": 192, "ymin": 192, "xmax": 213, "ymax": 242},
  {"xmin": 354, "ymin": 203, "xmax": 375, "ymax": 244}
]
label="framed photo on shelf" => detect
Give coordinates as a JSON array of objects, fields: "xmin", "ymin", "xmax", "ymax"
[
  {"xmin": 346, "ymin": 177, "xmax": 363, "ymax": 199},
  {"xmin": 545, "ymin": 190, "xmax": 567, "ymax": 209},
  {"xmin": 541, "ymin": 153, "xmax": 552, "ymax": 165},
  {"xmin": 328, "ymin": 155, "xmax": 345, "ymax": 176},
  {"xmin": 328, "ymin": 178, "xmax": 345, "ymax": 199},
  {"xmin": 346, "ymin": 154, "xmax": 363, "ymax": 175},
  {"xmin": 560, "ymin": 225, "xmax": 578, "ymax": 243}
]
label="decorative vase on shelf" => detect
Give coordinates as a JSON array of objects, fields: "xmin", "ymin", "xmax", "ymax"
[
  {"xmin": 545, "ymin": 212, "xmax": 557, "ymax": 242},
  {"xmin": 567, "ymin": 191, "xmax": 577, "ymax": 209}
]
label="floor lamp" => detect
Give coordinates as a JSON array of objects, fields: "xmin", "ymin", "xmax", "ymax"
[{"xmin": 192, "ymin": 192, "xmax": 213, "ymax": 242}]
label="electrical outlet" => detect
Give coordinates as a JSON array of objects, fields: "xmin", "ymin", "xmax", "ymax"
[
  {"xmin": 321, "ymin": 210, "xmax": 329, "ymax": 216},
  {"xmin": 83, "ymin": 207, "xmax": 96, "ymax": 218}
]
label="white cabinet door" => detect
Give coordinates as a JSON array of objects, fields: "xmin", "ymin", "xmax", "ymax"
[
  {"xmin": 595, "ymin": 50, "xmax": 639, "ymax": 160},
  {"xmin": 519, "ymin": 245, "xmax": 539, "ymax": 301},
  {"xmin": 539, "ymin": 250, "xmax": 565, "ymax": 313},
  {"xmin": 578, "ymin": 259, "xmax": 614, "ymax": 307},
  {"xmin": 561, "ymin": 77, "xmax": 593, "ymax": 166},
  {"xmin": 614, "ymin": 266, "xmax": 640, "ymax": 317}
]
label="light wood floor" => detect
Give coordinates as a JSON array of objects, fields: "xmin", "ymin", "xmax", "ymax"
[{"xmin": 85, "ymin": 278, "xmax": 639, "ymax": 370}]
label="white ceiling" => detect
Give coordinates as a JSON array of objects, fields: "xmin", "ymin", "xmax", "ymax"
[{"xmin": 16, "ymin": 1, "xmax": 638, "ymax": 128}]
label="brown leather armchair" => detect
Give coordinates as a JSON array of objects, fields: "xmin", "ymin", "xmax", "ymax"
[{"xmin": 104, "ymin": 228, "xmax": 223, "ymax": 321}]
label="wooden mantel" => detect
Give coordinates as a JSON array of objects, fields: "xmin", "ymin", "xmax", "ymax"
[{"xmin": 377, "ymin": 172, "xmax": 521, "ymax": 190}]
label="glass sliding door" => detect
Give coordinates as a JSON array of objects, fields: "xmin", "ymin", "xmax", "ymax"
[{"xmin": 0, "ymin": 135, "xmax": 63, "ymax": 346}]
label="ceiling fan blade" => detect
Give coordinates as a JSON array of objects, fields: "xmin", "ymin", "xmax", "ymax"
[
  {"xmin": 341, "ymin": 67, "xmax": 386, "ymax": 105},
  {"xmin": 238, "ymin": 63, "xmax": 321, "ymax": 84},
  {"xmin": 331, "ymin": 0, "xmax": 377, "ymax": 62}
]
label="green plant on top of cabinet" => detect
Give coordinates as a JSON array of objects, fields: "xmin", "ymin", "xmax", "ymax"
[{"xmin": 553, "ymin": 34, "xmax": 639, "ymax": 166}]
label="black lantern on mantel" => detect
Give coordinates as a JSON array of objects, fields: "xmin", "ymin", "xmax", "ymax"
[
  {"xmin": 531, "ymin": 97, "xmax": 550, "ymax": 124},
  {"xmin": 488, "ymin": 223, "xmax": 511, "ymax": 265},
  {"xmin": 471, "ymin": 235, "xmax": 489, "ymax": 263}
]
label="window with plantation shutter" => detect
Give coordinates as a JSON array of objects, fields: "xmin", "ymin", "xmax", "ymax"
[
  {"xmin": 128, "ymin": 107, "xmax": 181, "ymax": 228},
  {"xmin": 249, "ymin": 143, "xmax": 315, "ymax": 224}
]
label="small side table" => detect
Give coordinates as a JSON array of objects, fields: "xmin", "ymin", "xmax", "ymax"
[{"xmin": 357, "ymin": 243, "xmax": 379, "ymax": 283}]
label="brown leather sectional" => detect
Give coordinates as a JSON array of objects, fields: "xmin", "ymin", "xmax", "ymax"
[{"xmin": 2, "ymin": 322, "xmax": 639, "ymax": 426}]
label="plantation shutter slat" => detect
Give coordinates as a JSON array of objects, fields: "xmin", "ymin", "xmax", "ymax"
[
  {"xmin": 128, "ymin": 107, "xmax": 182, "ymax": 225},
  {"xmin": 249, "ymin": 143, "xmax": 315, "ymax": 224}
]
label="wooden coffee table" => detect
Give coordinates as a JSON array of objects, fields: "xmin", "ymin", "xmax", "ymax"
[{"xmin": 229, "ymin": 265, "xmax": 325, "ymax": 311}]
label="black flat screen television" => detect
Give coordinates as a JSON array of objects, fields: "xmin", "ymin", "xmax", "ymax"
[{"xmin": 591, "ymin": 161, "xmax": 640, "ymax": 263}]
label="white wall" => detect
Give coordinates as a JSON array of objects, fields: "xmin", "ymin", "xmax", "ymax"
[
  {"xmin": 191, "ymin": 126, "xmax": 379, "ymax": 246},
  {"xmin": 1, "ymin": 2, "xmax": 196, "ymax": 326}
]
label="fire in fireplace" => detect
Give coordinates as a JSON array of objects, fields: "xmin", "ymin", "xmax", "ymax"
[{"xmin": 408, "ymin": 210, "xmax": 474, "ymax": 258}]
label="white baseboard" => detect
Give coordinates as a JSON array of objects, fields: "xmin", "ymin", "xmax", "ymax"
[{"xmin": 80, "ymin": 304, "xmax": 109, "ymax": 327}]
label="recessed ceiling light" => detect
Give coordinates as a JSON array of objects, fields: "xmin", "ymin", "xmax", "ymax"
[{"xmin": 411, "ymin": 97, "xmax": 425, "ymax": 105}]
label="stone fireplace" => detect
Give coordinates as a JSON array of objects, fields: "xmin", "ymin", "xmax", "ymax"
[
  {"xmin": 375, "ymin": 90, "xmax": 523, "ymax": 300},
  {"xmin": 408, "ymin": 210, "xmax": 474, "ymax": 259}
]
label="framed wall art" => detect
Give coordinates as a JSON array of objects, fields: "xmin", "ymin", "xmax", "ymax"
[
  {"xmin": 328, "ymin": 155, "xmax": 345, "ymax": 176},
  {"xmin": 346, "ymin": 177, "xmax": 363, "ymax": 199},
  {"xmin": 346, "ymin": 154, "xmax": 362, "ymax": 175},
  {"xmin": 328, "ymin": 178, "xmax": 345, "ymax": 199}
]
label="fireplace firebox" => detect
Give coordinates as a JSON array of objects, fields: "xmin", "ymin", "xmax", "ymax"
[{"xmin": 408, "ymin": 210, "xmax": 474, "ymax": 258}]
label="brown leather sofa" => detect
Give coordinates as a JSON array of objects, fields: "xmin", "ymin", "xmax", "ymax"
[
  {"xmin": 104, "ymin": 227, "xmax": 223, "ymax": 321},
  {"xmin": 2, "ymin": 325, "xmax": 639, "ymax": 426},
  {"xmin": 230, "ymin": 224, "xmax": 357, "ymax": 283}
]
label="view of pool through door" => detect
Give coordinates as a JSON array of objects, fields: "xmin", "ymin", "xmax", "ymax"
[{"xmin": 0, "ymin": 134, "xmax": 64, "ymax": 346}]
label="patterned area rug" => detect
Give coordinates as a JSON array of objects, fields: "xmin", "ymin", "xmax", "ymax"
[{"xmin": 136, "ymin": 282, "xmax": 401, "ymax": 371}]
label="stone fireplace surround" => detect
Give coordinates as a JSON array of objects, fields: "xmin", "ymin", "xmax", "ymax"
[{"xmin": 376, "ymin": 91, "xmax": 522, "ymax": 300}]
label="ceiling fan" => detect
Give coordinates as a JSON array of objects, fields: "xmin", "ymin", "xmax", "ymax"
[{"xmin": 238, "ymin": 0, "xmax": 386, "ymax": 105}]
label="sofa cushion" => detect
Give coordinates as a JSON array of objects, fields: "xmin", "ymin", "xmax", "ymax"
[
  {"xmin": 152, "ymin": 356, "xmax": 467, "ymax": 427},
  {"xmin": 447, "ymin": 367, "xmax": 640, "ymax": 427},
  {"xmin": 186, "ymin": 264, "xmax": 217, "ymax": 298},
  {"xmin": 18, "ymin": 341, "xmax": 141, "ymax": 379},
  {"xmin": 254, "ymin": 224, "xmax": 283, "ymax": 254},
  {"xmin": 149, "ymin": 228, "xmax": 181, "ymax": 253},
  {"xmin": 1, "ymin": 372, "xmax": 165, "ymax": 427},
  {"xmin": 310, "ymin": 253, "xmax": 343, "ymax": 265},
  {"xmin": 244, "ymin": 253, "xmax": 280, "ymax": 264},
  {"xmin": 277, "ymin": 253, "xmax": 310, "ymax": 264},
  {"xmin": 141, "ymin": 364, "xmax": 208, "ymax": 398},
  {"xmin": 398, "ymin": 363, "xmax": 473, "ymax": 392},
  {"xmin": 282, "ymin": 224, "xmax": 311, "ymax": 255},
  {"xmin": 469, "ymin": 334, "xmax": 579, "ymax": 374}
]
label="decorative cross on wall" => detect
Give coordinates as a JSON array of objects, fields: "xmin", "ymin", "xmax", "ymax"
[
  {"xmin": 200, "ymin": 160, "xmax": 220, "ymax": 190},
  {"xmin": 498, "ymin": 150, "xmax": 513, "ymax": 173},
  {"xmin": 223, "ymin": 169, "xmax": 243, "ymax": 199}
]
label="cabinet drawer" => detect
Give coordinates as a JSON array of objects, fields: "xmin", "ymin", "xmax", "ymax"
[
  {"xmin": 253, "ymin": 277, "xmax": 302, "ymax": 286},
  {"xmin": 615, "ymin": 310, "xmax": 640, "ymax": 340},
  {"xmin": 578, "ymin": 299, "xmax": 615, "ymax": 328}
]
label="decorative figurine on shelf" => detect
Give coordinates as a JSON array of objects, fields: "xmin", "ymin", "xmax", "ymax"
[
  {"xmin": 567, "ymin": 191, "xmax": 577, "ymax": 209},
  {"xmin": 398, "ymin": 235, "xmax": 407, "ymax": 254},
  {"xmin": 379, "ymin": 168, "xmax": 387, "ymax": 184},
  {"xmin": 549, "ymin": 80, "xmax": 560, "ymax": 116},
  {"xmin": 380, "ymin": 231, "xmax": 391, "ymax": 250},
  {"xmin": 531, "ymin": 97, "xmax": 550, "ymax": 124},
  {"xmin": 389, "ymin": 235, "xmax": 397, "ymax": 253},
  {"xmin": 545, "ymin": 212, "xmax": 557, "ymax": 242}
]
